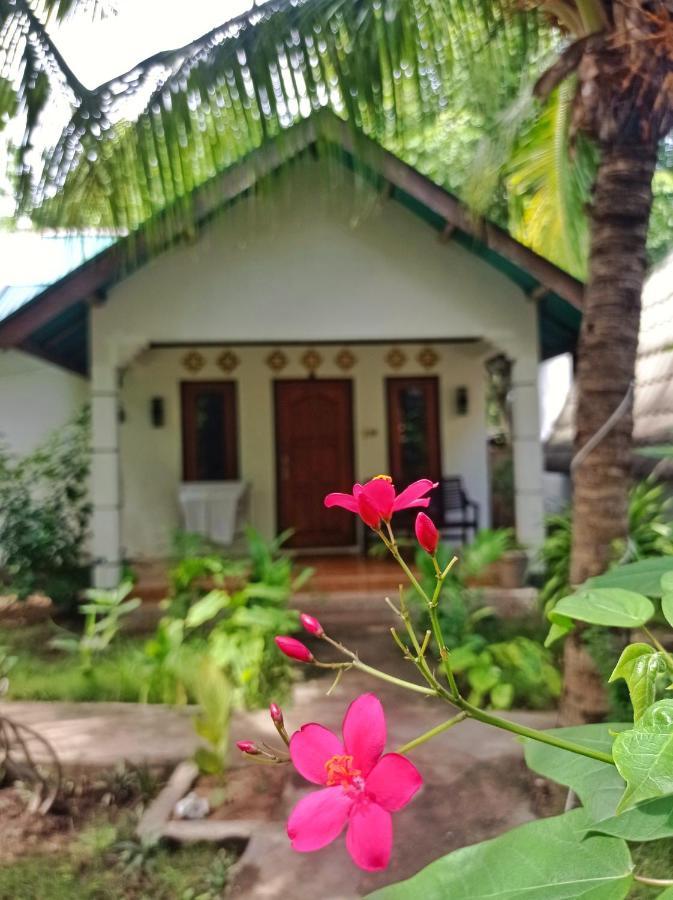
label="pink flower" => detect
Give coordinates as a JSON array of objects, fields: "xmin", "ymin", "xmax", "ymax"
[
  {"xmin": 324, "ymin": 476, "xmax": 438, "ymax": 529},
  {"xmin": 287, "ymin": 693, "xmax": 422, "ymax": 871},
  {"xmin": 269, "ymin": 702, "xmax": 284, "ymax": 725},
  {"xmin": 275, "ymin": 636, "xmax": 314, "ymax": 663},
  {"xmin": 300, "ymin": 613, "xmax": 324, "ymax": 637},
  {"xmin": 415, "ymin": 512, "xmax": 439, "ymax": 555},
  {"xmin": 236, "ymin": 740, "xmax": 260, "ymax": 755}
]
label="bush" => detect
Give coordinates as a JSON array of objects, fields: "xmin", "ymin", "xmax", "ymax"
[{"xmin": 0, "ymin": 408, "xmax": 91, "ymax": 608}]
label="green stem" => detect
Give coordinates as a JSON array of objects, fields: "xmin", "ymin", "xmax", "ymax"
[
  {"xmin": 633, "ymin": 874, "xmax": 673, "ymax": 887},
  {"xmin": 459, "ymin": 700, "xmax": 615, "ymax": 766},
  {"xmin": 318, "ymin": 636, "xmax": 438, "ymax": 697},
  {"xmin": 396, "ymin": 712, "xmax": 467, "ymax": 754}
]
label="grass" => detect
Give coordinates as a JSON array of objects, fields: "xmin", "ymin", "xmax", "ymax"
[
  {"xmin": 0, "ymin": 840, "xmax": 236, "ymax": 899},
  {"xmin": 2, "ymin": 624, "xmax": 154, "ymax": 703}
]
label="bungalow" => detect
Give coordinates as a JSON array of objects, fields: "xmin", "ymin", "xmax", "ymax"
[{"xmin": 0, "ymin": 115, "xmax": 583, "ymax": 587}]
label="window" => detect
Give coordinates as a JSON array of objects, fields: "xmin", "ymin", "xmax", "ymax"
[{"xmin": 181, "ymin": 381, "xmax": 239, "ymax": 481}]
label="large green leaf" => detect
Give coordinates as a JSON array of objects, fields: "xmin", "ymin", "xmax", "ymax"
[
  {"xmin": 554, "ymin": 589, "xmax": 655, "ymax": 628},
  {"xmin": 609, "ymin": 644, "xmax": 664, "ymax": 721},
  {"xmin": 613, "ymin": 700, "xmax": 673, "ymax": 812},
  {"xmin": 367, "ymin": 810, "xmax": 633, "ymax": 899},
  {"xmin": 184, "ymin": 590, "xmax": 230, "ymax": 629},
  {"xmin": 522, "ymin": 723, "xmax": 673, "ymax": 841},
  {"xmin": 524, "ymin": 724, "xmax": 628, "ymax": 821},
  {"xmin": 586, "ymin": 559, "xmax": 673, "ymax": 598}
]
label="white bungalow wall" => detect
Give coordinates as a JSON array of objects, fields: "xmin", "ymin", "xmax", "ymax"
[
  {"xmin": 0, "ymin": 348, "xmax": 87, "ymax": 456},
  {"xmin": 90, "ymin": 161, "xmax": 543, "ymax": 580}
]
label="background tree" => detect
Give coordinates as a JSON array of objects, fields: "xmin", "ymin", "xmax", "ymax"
[{"xmin": 3, "ymin": 0, "xmax": 673, "ymax": 721}]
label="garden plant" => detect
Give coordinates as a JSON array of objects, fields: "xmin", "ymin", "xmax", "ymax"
[{"xmin": 237, "ymin": 476, "xmax": 673, "ymax": 894}]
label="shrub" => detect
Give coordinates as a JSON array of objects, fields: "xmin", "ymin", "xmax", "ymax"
[{"xmin": 0, "ymin": 407, "xmax": 91, "ymax": 608}]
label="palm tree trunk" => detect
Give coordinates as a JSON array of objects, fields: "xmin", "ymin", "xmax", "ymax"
[{"xmin": 561, "ymin": 140, "xmax": 658, "ymax": 724}]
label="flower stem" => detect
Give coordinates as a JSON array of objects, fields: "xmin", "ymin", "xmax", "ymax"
[
  {"xmin": 319, "ymin": 637, "xmax": 438, "ymax": 697},
  {"xmin": 396, "ymin": 712, "xmax": 467, "ymax": 754},
  {"xmin": 458, "ymin": 700, "xmax": 615, "ymax": 766}
]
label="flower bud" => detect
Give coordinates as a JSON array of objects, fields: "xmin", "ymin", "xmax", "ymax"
[
  {"xmin": 300, "ymin": 613, "xmax": 324, "ymax": 637},
  {"xmin": 274, "ymin": 635, "xmax": 314, "ymax": 663},
  {"xmin": 269, "ymin": 702, "xmax": 284, "ymax": 725},
  {"xmin": 415, "ymin": 512, "xmax": 439, "ymax": 555},
  {"xmin": 236, "ymin": 740, "xmax": 260, "ymax": 755}
]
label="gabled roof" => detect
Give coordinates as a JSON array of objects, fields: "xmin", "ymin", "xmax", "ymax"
[
  {"xmin": 0, "ymin": 113, "xmax": 583, "ymax": 374},
  {"xmin": 546, "ymin": 250, "xmax": 673, "ymax": 473}
]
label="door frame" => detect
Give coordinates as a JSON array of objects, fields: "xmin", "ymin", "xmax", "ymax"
[
  {"xmin": 180, "ymin": 380, "xmax": 239, "ymax": 481},
  {"xmin": 385, "ymin": 375, "xmax": 442, "ymax": 483},
  {"xmin": 273, "ymin": 378, "xmax": 356, "ymax": 546}
]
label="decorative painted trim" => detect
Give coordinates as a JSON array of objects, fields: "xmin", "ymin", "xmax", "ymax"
[
  {"xmin": 385, "ymin": 347, "xmax": 407, "ymax": 370},
  {"xmin": 417, "ymin": 346, "xmax": 439, "ymax": 370},
  {"xmin": 182, "ymin": 350, "xmax": 205, "ymax": 373},
  {"xmin": 335, "ymin": 347, "xmax": 356, "ymax": 371},
  {"xmin": 301, "ymin": 348, "xmax": 323, "ymax": 374},
  {"xmin": 217, "ymin": 349, "xmax": 240, "ymax": 373},
  {"xmin": 266, "ymin": 348, "xmax": 288, "ymax": 372}
]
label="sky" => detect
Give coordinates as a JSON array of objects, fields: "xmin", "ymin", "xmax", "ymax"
[
  {"xmin": 53, "ymin": 0, "xmax": 259, "ymax": 89},
  {"xmin": 0, "ymin": 0, "xmax": 259, "ymax": 218}
]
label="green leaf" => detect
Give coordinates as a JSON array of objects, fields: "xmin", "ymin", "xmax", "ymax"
[
  {"xmin": 184, "ymin": 590, "xmax": 230, "ymax": 629},
  {"xmin": 609, "ymin": 643, "xmax": 663, "ymax": 721},
  {"xmin": 661, "ymin": 572, "xmax": 673, "ymax": 627},
  {"xmin": 194, "ymin": 747, "xmax": 224, "ymax": 775},
  {"xmin": 524, "ymin": 724, "xmax": 628, "ymax": 822},
  {"xmin": 366, "ymin": 810, "xmax": 633, "ymax": 899},
  {"xmin": 586, "ymin": 559, "xmax": 673, "ymax": 597},
  {"xmin": 490, "ymin": 682, "xmax": 514, "ymax": 709},
  {"xmin": 554, "ymin": 588, "xmax": 655, "ymax": 628},
  {"xmin": 613, "ymin": 700, "xmax": 673, "ymax": 812},
  {"xmin": 589, "ymin": 797, "xmax": 673, "ymax": 842},
  {"xmin": 545, "ymin": 612, "xmax": 575, "ymax": 647},
  {"xmin": 467, "ymin": 664, "xmax": 500, "ymax": 694}
]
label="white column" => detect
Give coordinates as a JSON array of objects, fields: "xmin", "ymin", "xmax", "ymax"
[
  {"xmin": 510, "ymin": 353, "xmax": 545, "ymax": 553},
  {"xmin": 91, "ymin": 357, "xmax": 122, "ymax": 588}
]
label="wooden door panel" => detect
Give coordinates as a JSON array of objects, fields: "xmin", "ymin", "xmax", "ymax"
[
  {"xmin": 275, "ymin": 380, "xmax": 355, "ymax": 547},
  {"xmin": 181, "ymin": 381, "xmax": 239, "ymax": 481}
]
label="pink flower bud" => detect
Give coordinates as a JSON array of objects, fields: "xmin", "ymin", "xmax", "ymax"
[
  {"xmin": 415, "ymin": 512, "xmax": 439, "ymax": 555},
  {"xmin": 269, "ymin": 702, "xmax": 284, "ymax": 725},
  {"xmin": 275, "ymin": 635, "xmax": 314, "ymax": 663},
  {"xmin": 236, "ymin": 740, "xmax": 260, "ymax": 755},
  {"xmin": 300, "ymin": 613, "xmax": 324, "ymax": 637}
]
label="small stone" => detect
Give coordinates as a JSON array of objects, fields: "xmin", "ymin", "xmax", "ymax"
[{"xmin": 174, "ymin": 791, "xmax": 210, "ymax": 820}]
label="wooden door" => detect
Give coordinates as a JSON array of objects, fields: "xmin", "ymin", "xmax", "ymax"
[
  {"xmin": 275, "ymin": 380, "xmax": 355, "ymax": 547},
  {"xmin": 387, "ymin": 377, "xmax": 441, "ymax": 486},
  {"xmin": 181, "ymin": 381, "xmax": 239, "ymax": 481}
]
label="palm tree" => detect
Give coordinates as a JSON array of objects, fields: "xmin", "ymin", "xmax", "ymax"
[{"xmin": 3, "ymin": 0, "xmax": 673, "ymax": 721}]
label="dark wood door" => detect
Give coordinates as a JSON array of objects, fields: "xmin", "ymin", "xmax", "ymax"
[
  {"xmin": 387, "ymin": 377, "xmax": 442, "ymax": 486},
  {"xmin": 181, "ymin": 381, "xmax": 239, "ymax": 481},
  {"xmin": 275, "ymin": 380, "xmax": 355, "ymax": 548}
]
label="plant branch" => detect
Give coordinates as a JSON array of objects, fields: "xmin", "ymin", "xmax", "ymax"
[{"xmin": 396, "ymin": 712, "xmax": 467, "ymax": 754}]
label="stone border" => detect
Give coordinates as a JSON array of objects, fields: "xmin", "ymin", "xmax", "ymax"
[{"xmin": 136, "ymin": 758, "xmax": 265, "ymax": 880}]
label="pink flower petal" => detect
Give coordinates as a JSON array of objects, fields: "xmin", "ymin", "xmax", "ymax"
[
  {"xmin": 342, "ymin": 694, "xmax": 385, "ymax": 776},
  {"xmin": 366, "ymin": 753, "xmax": 423, "ymax": 811},
  {"xmin": 290, "ymin": 724, "xmax": 344, "ymax": 785},
  {"xmin": 357, "ymin": 493, "xmax": 381, "ymax": 529},
  {"xmin": 287, "ymin": 787, "xmax": 353, "ymax": 852},
  {"xmin": 392, "ymin": 479, "xmax": 438, "ymax": 512},
  {"xmin": 361, "ymin": 478, "xmax": 396, "ymax": 518},
  {"xmin": 324, "ymin": 492, "xmax": 359, "ymax": 513},
  {"xmin": 346, "ymin": 801, "xmax": 393, "ymax": 871}
]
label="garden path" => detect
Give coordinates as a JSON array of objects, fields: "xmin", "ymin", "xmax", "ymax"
[{"xmin": 0, "ymin": 621, "xmax": 558, "ymax": 898}]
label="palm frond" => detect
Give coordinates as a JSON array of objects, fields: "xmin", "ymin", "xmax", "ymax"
[{"xmin": 1, "ymin": 0, "xmax": 553, "ymax": 232}]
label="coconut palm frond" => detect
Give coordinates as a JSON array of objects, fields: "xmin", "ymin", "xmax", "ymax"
[
  {"xmin": 505, "ymin": 80, "xmax": 597, "ymax": 277},
  {"xmin": 1, "ymin": 0, "xmax": 553, "ymax": 231}
]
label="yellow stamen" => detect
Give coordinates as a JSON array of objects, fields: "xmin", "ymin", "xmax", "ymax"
[
  {"xmin": 324, "ymin": 754, "xmax": 361, "ymax": 787},
  {"xmin": 373, "ymin": 474, "xmax": 393, "ymax": 482}
]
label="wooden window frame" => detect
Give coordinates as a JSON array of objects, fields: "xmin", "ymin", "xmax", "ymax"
[
  {"xmin": 386, "ymin": 376, "xmax": 442, "ymax": 483},
  {"xmin": 181, "ymin": 381, "xmax": 239, "ymax": 482}
]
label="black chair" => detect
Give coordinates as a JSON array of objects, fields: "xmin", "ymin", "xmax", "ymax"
[{"xmin": 431, "ymin": 477, "xmax": 479, "ymax": 544}]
